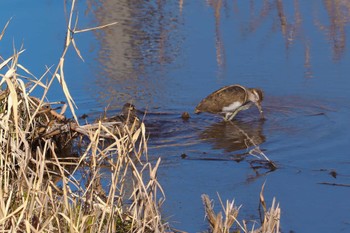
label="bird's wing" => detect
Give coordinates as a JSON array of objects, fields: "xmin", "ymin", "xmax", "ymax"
[{"xmin": 196, "ymin": 85, "xmax": 248, "ymax": 113}]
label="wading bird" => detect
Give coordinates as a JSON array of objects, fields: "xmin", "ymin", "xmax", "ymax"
[
  {"xmin": 100, "ymin": 103, "xmax": 141, "ymax": 134},
  {"xmin": 195, "ymin": 84, "xmax": 264, "ymax": 121}
]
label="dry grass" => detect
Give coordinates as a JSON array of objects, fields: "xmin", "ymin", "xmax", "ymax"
[
  {"xmin": 202, "ymin": 194, "xmax": 241, "ymax": 233},
  {"xmin": 0, "ymin": 1, "xmax": 168, "ymax": 232},
  {"xmin": 202, "ymin": 183, "xmax": 281, "ymax": 233}
]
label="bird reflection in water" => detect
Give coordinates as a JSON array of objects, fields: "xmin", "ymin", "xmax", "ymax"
[
  {"xmin": 199, "ymin": 119, "xmax": 277, "ymax": 178},
  {"xmin": 199, "ymin": 119, "xmax": 265, "ymax": 156}
]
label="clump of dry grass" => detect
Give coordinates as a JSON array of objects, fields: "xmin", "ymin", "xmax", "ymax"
[
  {"xmin": 0, "ymin": 1, "xmax": 168, "ymax": 232},
  {"xmin": 202, "ymin": 183, "xmax": 281, "ymax": 233},
  {"xmin": 202, "ymin": 194, "xmax": 241, "ymax": 233}
]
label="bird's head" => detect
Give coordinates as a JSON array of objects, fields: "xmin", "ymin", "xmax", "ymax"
[
  {"xmin": 122, "ymin": 103, "xmax": 137, "ymax": 116},
  {"xmin": 250, "ymin": 88, "xmax": 264, "ymax": 103},
  {"xmin": 249, "ymin": 88, "xmax": 264, "ymax": 116}
]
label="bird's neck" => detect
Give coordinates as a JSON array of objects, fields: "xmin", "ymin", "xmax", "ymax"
[{"xmin": 247, "ymin": 90, "xmax": 256, "ymax": 103}]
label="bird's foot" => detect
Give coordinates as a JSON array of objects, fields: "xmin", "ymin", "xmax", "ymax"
[{"xmin": 226, "ymin": 111, "xmax": 238, "ymax": 121}]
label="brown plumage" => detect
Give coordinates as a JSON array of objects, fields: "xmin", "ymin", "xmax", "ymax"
[
  {"xmin": 101, "ymin": 103, "xmax": 141, "ymax": 134},
  {"xmin": 195, "ymin": 84, "xmax": 264, "ymax": 121},
  {"xmin": 113, "ymin": 103, "xmax": 140, "ymax": 129}
]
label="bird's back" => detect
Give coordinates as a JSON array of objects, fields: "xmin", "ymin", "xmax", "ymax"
[{"xmin": 195, "ymin": 85, "xmax": 248, "ymax": 113}]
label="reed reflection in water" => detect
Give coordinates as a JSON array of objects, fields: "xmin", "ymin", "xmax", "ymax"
[
  {"xmin": 212, "ymin": 0, "xmax": 350, "ymax": 78},
  {"xmin": 88, "ymin": 0, "xmax": 182, "ymax": 109}
]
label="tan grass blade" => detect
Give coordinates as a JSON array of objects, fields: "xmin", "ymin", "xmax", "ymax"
[
  {"xmin": 74, "ymin": 22, "xmax": 118, "ymax": 34},
  {"xmin": 55, "ymin": 69, "xmax": 78, "ymax": 121},
  {"xmin": 71, "ymin": 38, "xmax": 84, "ymax": 61},
  {"xmin": 3, "ymin": 70, "xmax": 19, "ymax": 140},
  {"xmin": 17, "ymin": 63, "xmax": 36, "ymax": 79},
  {"xmin": 260, "ymin": 181, "xmax": 267, "ymax": 213},
  {"xmin": 0, "ymin": 50, "xmax": 25, "ymax": 71},
  {"xmin": 27, "ymin": 67, "xmax": 50, "ymax": 94},
  {"xmin": 0, "ymin": 18, "xmax": 11, "ymax": 41}
]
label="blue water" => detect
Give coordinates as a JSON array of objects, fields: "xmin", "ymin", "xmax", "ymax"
[{"xmin": 1, "ymin": 1, "xmax": 350, "ymax": 232}]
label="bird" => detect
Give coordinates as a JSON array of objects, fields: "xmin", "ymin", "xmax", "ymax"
[
  {"xmin": 100, "ymin": 103, "xmax": 141, "ymax": 134},
  {"xmin": 195, "ymin": 84, "xmax": 264, "ymax": 121}
]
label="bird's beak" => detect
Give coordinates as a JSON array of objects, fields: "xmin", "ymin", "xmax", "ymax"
[
  {"xmin": 260, "ymin": 110, "xmax": 265, "ymax": 119},
  {"xmin": 255, "ymin": 102, "xmax": 264, "ymax": 119}
]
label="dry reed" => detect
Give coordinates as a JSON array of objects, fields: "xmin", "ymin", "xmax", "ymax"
[
  {"xmin": 202, "ymin": 183, "xmax": 281, "ymax": 233},
  {"xmin": 0, "ymin": 1, "xmax": 168, "ymax": 232}
]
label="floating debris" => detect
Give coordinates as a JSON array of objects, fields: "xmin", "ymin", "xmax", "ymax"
[{"xmin": 181, "ymin": 111, "xmax": 191, "ymax": 120}]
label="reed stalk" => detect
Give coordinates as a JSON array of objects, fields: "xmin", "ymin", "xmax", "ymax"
[
  {"xmin": 0, "ymin": 2, "xmax": 167, "ymax": 232},
  {"xmin": 202, "ymin": 184, "xmax": 281, "ymax": 233}
]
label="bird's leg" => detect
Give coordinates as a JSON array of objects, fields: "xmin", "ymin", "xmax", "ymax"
[
  {"xmin": 227, "ymin": 104, "xmax": 250, "ymax": 121},
  {"xmin": 239, "ymin": 104, "xmax": 252, "ymax": 111},
  {"xmin": 224, "ymin": 112, "xmax": 232, "ymax": 121},
  {"xmin": 227, "ymin": 111, "xmax": 239, "ymax": 121}
]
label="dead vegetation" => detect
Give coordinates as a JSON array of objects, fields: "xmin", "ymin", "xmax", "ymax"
[
  {"xmin": 202, "ymin": 183, "xmax": 280, "ymax": 233},
  {"xmin": 0, "ymin": 1, "xmax": 168, "ymax": 232}
]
